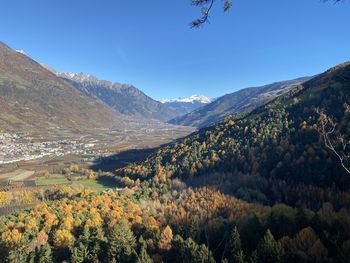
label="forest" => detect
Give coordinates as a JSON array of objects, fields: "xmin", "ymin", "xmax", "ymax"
[{"xmin": 0, "ymin": 63, "xmax": 349, "ymax": 262}]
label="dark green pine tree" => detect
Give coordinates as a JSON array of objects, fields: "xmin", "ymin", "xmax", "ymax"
[
  {"xmin": 71, "ymin": 242, "xmax": 89, "ymax": 263},
  {"xmin": 7, "ymin": 248, "xmax": 27, "ymax": 263},
  {"xmin": 89, "ymin": 238, "xmax": 102, "ymax": 263},
  {"xmin": 136, "ymin": 237, "xmax": 152, "ymax": 263},
  {"xmin": 234, "ymin": 250, "xmax": 245, "ymax": 263},
  {"xmin": 87, "ymin": 227, "xmax": 104, "ymax": 262},
  {"xmin": 27, "ymin": 250, "xmax": 36, "ymax": 263},
  {"xmin": 171, "ymin": 235, "xmax": 215, "ymax": 263},
  {"xmin": 70, "ymin": 227, "xmax": 92, "ymax": 263},
  {"xmin": 189, "ymin": 219, "xmax": 200, "ymax": 241},
  {"xmin": 230, "ymin": 226, "xmax": 245, "ymax": 263},
  {"xmin": 295, "ymin": 207, "xmax": 308, "ymax": 229},
  {"xmin": 249, "ymin": 250, "xmax": 258, "ymax": 263},
  {"xmin": 38, "ymin": 244, "xmax": 53, "ymax": 263},
  {"xmin": 107, "ymin": 219, "xmax": 136, "ymax": 263},
  {"xmin": 258, "ymin": 230, "xmax": 284, "ymax": 263}
]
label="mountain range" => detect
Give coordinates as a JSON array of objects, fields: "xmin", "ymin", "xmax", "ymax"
[
  {"xmin": 0, "ymin": 42, "xmax": 123, "ymax": 134},
  {"xmin": 169, "ymin": 77, "xmax": 311, "ymax": 128},
  {"xmin": 56, "ymin": 72, "xmax": 178, "ymax": 122},
  {"xmin": 159, "ymin": 94, "xmax": 212, "ymax": 116},
  {"xmin": 0, "ymin": 40, "xmax": 340, "ymax": 143}
]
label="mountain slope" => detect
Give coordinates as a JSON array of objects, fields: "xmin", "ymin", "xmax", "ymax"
[
  {"xmin": 58, "ymin": 72, "xmax": 178, "ymax": 122},
  {"xmin": 0, "ymin": 42, "xmax": 123, "ymax": 133},
  {"xmin": 169, "ymin": 77, "xmax": 310, "ymax": 128},
  {"xmin": 160, "ymin": 95, "xmax": 212, "ymax": 116},
  {"xmin": 119, "ymin": 62, "xmax": 350, "ymax": 209}
]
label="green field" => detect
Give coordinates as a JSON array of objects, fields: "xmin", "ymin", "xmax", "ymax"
[
  {"xmin": 35, "ymin": 177, "xmax": 69, "ymax": 186},
  {"xmin": 34, "ymin": 174, "xmax": 116, "ymax": 192},
  {"xmin": 72, "ymin": 178, "xmax": 116, "ymax": 192}
]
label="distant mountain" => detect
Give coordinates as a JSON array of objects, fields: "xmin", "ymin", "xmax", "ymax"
[
  {"xmin": 160, "ymin": 94, "xmax": 212, "ymax": 104},
  {"xmin": 169, "ymin": 77, "xmax": 311, "ymax": 128},
  {"xmin": 0, "ymin": 41, "xmax": 123, "ymax": 134},
  {"xmin": 57, "ymin": 72, "xmax": 178, "ymax": 122},
  {"xmin": 159, "ymin": 94, "xmax": 212, "ymax": 116}
]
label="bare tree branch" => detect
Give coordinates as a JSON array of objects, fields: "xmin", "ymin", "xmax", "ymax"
[
  {"xmin": 191, "ymin": 0, "xmax": 232, "ymax": 28},
  {"xmin": 191, "ymin": 0, "xmax": 343, "ymax": 28},
  {"xmin": 316, "ymin": 104, "xmax": 350, "ymax": 175}
]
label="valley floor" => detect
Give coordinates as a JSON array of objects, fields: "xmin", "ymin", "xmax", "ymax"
[{"xmin": 0, "ymin": 119, "xmax": 194, "ymax": 182}]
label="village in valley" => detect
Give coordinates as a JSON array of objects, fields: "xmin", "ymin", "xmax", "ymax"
[{"xmin": 0, "ymin": 132, "xmax": 95, "ymax": 164}]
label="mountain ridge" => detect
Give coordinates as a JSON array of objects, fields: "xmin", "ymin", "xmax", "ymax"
[
  {"xmin": 119, "ymin": 61, "xmax": 350, "ymax": 208},
  {"xmin": 169, "ymin": 76, "xmax": 311, "ymax": 128},
  {"xmin": 56, "ymin": 71, "xmax": 179, "ymax": 122},
  {"xmin": 159, "ymin": 94, "xmax": 213, "ymax": 116},
  {"xmin": 160, "ymin": 94, "xmax": 212, "ymax": 104},
  {"xmin": 0, "ymin": 41, "xmax": 123, "ymax": 134}
]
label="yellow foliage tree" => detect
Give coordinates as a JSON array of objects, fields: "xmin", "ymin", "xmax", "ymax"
[
  {"xmin": 147, "ymin": 216, "xmax": 160, "ymax": 232},
  {"xmin": 0, "ymin": 191, "xmax": 11, "ymax": 207},
  {"xmin": 1, "ymin": 228, "xmax": 22, "ymax": 247},
  {"xmin": 158, "ymin": 225, "xmax": 173, "ymax": 251},
  {"xmin": 87, "ymin": 170, "xmax": 97, "ymax": 180},
  {"xmin": 69, "ymin": 164, "xmax": 80, "ymax": 173},
  {"xmin": 33, "ymin": 230, "xmax": 49, "ymax": 247},
  {"xmin": 53, "ymin": 229, "xmax": 75, "ymax": 248},
  {"xmin": 25, "ymin": 218, "xmax": 38, "ymax": 232}
]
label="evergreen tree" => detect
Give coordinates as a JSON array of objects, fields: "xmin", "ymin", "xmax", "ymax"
[
  {"xmin": 7, "ymin": 248, "xmax": 27, "ymax": 263},
  {"xmin": 171, "ymin": 235, "xmax": 215, "ymax": 263},
  {"xmin": 234, "ymin": 250, "xmax": 245, "ymax": 263},
  {"xmin": 230, "ymin": 226, "xmax": 245, "ymax": 263},
  {"xmin": 258, "ymin": 230, "xmax": 284, "ymax": 263},
  {"xmin": 295, "ymin": 208, "xmax": 308, "ymax": 229},
  {"xmin": 249, "ymin": 250, "xmax": 258, "ymax": 263},
  {"xmin": 230, "ymin": 227, "xmax": 241, "ymax": 253},
  {"xmin": 71, "ymin": 242, "xmax": 89, "ymax": 263},
  {"xmin": 38, "ymin": 244, "xmax": 53, "ymax": 263},
  {"xmin": 27, "ymin": 250, "xmax": 36, "ymax": 263},
  {"xmin": 107, "ymin": 219, "xmax": 136, "ymax": 262},
  {"xmin": 89, "ymin": 227, "xmax": 105, "ymax": 262},
  {"xmin": 137, "ymin": 237, "xmax": 153, "ymax": 263}
]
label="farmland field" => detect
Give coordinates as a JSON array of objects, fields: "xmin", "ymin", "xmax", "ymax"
[{"xmin": 35, "ymin": 176, "xmax": 69, "ymax": 186}]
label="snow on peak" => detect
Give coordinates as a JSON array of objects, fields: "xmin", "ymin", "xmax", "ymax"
[
  {"xmin": 56, "ymin": 72, "xmax": 95, "ymax": 83},
  {"xmin": 15, "ymin": 50, "xmax": 26, "ymax": 55},
  {"xmin": 160, "ymin": 94, "xmax": 212, "ymax": 104}
]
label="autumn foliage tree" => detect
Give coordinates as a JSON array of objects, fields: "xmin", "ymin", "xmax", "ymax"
[{"xmin": 159, "ymin": 226, "xmax": 174, "ymax": 251}]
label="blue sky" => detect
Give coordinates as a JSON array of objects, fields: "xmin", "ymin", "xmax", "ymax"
[{"xmin": 1, "ymin": 0, "xmax": 349, "ymax": 100}]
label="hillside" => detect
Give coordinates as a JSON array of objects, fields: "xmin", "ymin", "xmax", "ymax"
[
  {"xmin": 1, "ymin": 62, "xmax": 349, "ymax": 263},
  {"xmin": 169, "ymin": 77, "xmax": 310, "ymax": 128},
  {"xmin": 58, "ymin": 72, "xmax": 178, "ymax": 122},
  {"xmin": 0, "ymin": 42, "xmax": 123, "ymax": 134},
  {"xmin": 160, "ymin": 94, "xmax": 212, "ymax": 116},
  {"xmin": 120, "ymin": 62, "xmax": 350, "ymax": 209}
]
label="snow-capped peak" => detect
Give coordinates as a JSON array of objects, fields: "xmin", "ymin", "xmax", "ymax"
[
  {"xmin": 15, "ymin": 50, "xmax": 26, "ymax": 55},
  {"xmin": 160, "ymin": 94, "xmax": 212, "ymax": 104},
  {"xmin": 56, "ymin": 72, "xmax": 95, "ymax": 83}
]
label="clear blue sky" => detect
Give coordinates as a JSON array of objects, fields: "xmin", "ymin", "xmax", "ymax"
[{"xmin": 1, "ymin": 0, "xmax": 349, "ymax": 100}]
